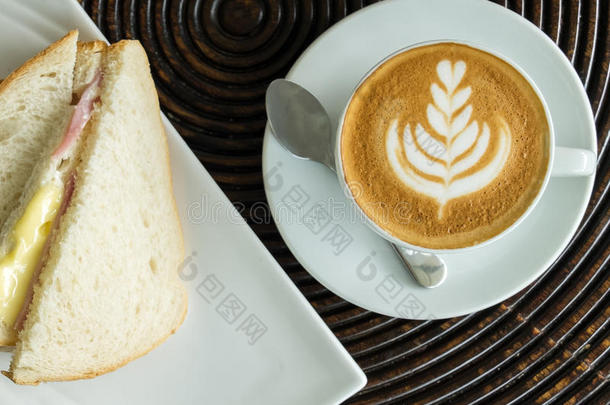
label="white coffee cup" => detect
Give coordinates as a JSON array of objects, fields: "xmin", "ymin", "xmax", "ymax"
[{"xmin": 334, "ymin": 40, "xmax": 597, "ymax": 254}]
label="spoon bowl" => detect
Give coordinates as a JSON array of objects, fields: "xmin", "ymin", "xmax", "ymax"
[{"xmin": 266, "ymin": 80, "xmax": 335, "ymax": 170}]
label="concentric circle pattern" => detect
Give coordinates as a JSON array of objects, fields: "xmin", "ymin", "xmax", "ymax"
[{"xmin": 79, "ymin": 0, "xmax": 609, "ymax": 403}]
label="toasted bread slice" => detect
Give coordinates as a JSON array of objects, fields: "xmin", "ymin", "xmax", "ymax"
[{"xmin": 5, "ymin": 40, "xmax": 186, "ymax": 385}]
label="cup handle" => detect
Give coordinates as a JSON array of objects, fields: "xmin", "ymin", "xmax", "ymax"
[{"xmin": 551, "ymin": 146, "xmax": 596, "ymax": 177}]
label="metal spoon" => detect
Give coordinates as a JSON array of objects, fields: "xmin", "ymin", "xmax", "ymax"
[{"xmin": 265, "ymin": 79, "xmax": 447, "ymax": 288}]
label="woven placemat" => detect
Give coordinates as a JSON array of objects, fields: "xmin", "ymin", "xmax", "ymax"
[{"xmin": 79, "ymin": 0, "xmax": 609, "ymax": 403}]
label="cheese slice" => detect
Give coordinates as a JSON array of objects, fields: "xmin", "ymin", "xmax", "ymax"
[{"xmin": 0, "ymin": 182, "xmax": 63, "ymax": 328}]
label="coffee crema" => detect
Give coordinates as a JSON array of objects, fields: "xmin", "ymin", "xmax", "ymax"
[{"xmin": 340, "ymin": 43, "xmax": 550, "ymax": 249}]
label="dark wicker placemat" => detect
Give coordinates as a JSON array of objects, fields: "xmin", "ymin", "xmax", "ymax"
[{"xmin": 79, "ymin": 0, "xmax": 609, "ymax": 403}]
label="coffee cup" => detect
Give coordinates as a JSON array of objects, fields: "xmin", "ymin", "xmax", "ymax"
[{"xmin": 334, "ymin": 40, "xmax": 596, "ymax": 254}]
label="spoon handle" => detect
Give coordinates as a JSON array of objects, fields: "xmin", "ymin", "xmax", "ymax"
[{"xmin": 391, "ymin": 244, "xmax": 447, "ymax": 288}]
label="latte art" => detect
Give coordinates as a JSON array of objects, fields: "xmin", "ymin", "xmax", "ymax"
[
  {"xmin": 386, "ymin": 60, "xmax": 511, "ymax": 218},
  {"xmin": 340, "ymin": 43, "xmax": 550, "ymax": 249}
]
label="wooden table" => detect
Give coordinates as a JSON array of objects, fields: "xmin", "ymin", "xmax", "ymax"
[{"xmin": 79, "ymin": 0, "xmax": 609, "ymax": 403}]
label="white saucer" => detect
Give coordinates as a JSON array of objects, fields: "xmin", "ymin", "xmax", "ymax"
[{"xmin": 262, "ymin": 0, "xmax": 597, "ymax": 319}]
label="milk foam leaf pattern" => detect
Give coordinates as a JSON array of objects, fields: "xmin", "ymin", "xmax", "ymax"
[{"xmin": 386, "ymin": 60, "xmax": 511, "ymax": 218}]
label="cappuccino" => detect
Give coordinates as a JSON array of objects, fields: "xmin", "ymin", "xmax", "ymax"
[{"xmin": 340, "ymin": 43, "xmax": 550, "ymax": 249}]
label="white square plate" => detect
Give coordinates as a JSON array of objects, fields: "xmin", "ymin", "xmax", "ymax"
[{"xmin": 0, "ymin": 1, "xmax": 366, "ymax": 404}]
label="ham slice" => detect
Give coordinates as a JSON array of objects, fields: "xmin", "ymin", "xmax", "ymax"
[{"xmin": 52, "ymin": 71, "xmax": 102, "ymax": 159}]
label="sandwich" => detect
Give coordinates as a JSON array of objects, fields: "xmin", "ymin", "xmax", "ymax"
[{"xmin": 0, "ymin": 31, "xmax": 187, "ymax": 384}]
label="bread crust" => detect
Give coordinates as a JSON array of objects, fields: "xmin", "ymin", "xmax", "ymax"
[{"xmin": 77, "ymin": 40, "xmax": 107, "ymax": 53}]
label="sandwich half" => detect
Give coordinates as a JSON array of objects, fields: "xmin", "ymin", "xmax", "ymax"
[{"xmin": 0, "ymin": 33, "xmax": 187, "ymax": 384}]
